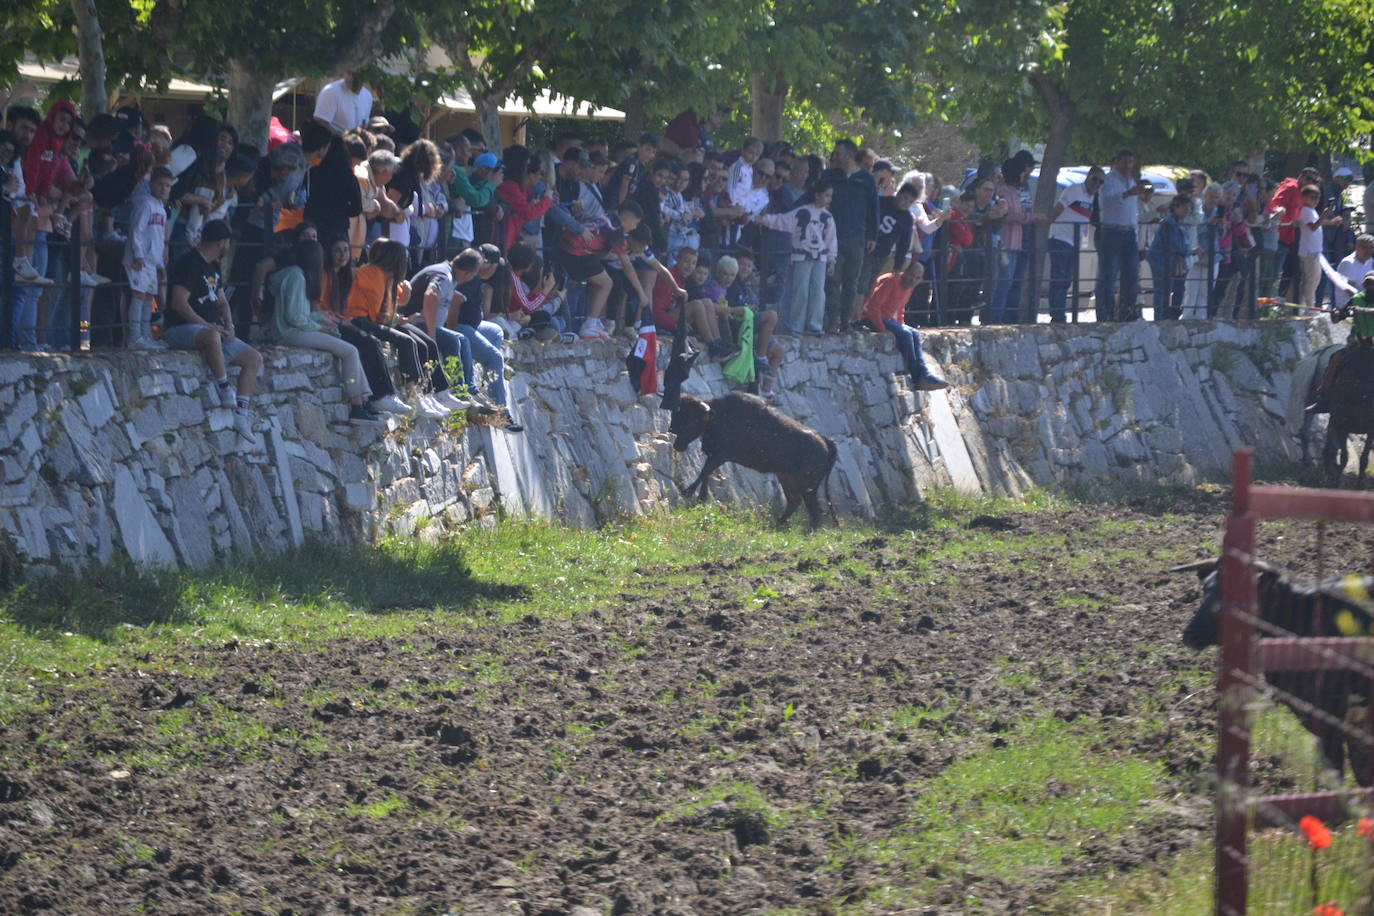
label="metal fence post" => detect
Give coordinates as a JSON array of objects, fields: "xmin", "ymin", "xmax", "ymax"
[
  {"xmin": 1, "ymin": 195, "xmax": 13, "ymax": 350},
  {"xmin": 1071, "ymin": 222, "xmax": 1081, "ymax": 323},
  {"xmin": 982, "ymin": 228, "xmax": 995, "ymax": 323},
  {"xmin": 934, "ymin": 230, "xmax": 949, "ymax": 327},
  {"xmin": 1206, "ymin": 228, "xmax": 1218, "ymax": 319},
  {"xmin": 67, "ymin": 230, "xmax": 82, "ymax": 351}
]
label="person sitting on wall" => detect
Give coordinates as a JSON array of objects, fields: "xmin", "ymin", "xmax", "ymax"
[
  {"xmin": 862, "ymin": 259, "xmax": 950, "ymax": 392},
  {"xmin": 162, "ymin": 219, "xmax": 264, "ymax": 443},
  {"xmin": 260, "ymin": 236, "xmax": 384, "ymax": 425}
]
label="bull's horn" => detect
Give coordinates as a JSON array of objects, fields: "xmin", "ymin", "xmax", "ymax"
[{"xmin": 1170, "ymin": 559, "xmax": 1218, "ymax": 574}]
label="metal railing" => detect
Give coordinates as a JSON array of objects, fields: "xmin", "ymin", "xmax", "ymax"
[{"xmin": 0, "ymin": 198, "xmax": 1349, "ymax": 352}]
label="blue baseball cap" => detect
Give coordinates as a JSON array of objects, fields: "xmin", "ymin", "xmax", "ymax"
[{"xmin": 473, "ymin": 152, "xmax": 500, "ymax": 169}]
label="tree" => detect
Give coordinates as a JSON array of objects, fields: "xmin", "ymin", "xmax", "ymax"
[
  {"xmin": 68, "ymin": 0, "xmax": 108, "ymax": 118},
  {"xmin": 918, "ymin": 0, "xmax": 1374, "ymax": 319}
]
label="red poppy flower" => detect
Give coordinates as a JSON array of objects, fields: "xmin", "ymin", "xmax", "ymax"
[
  {"xmin": 1313, "ymin": 903, "xmax": 1345, "ymax": 916},
  {"xmin": 1358, "ymin": 818, "xmax": 1373, "ymax": 838},
  {"xmin": 1300, "ymin": 815, "xmax": 1333, "ymax": 849}
]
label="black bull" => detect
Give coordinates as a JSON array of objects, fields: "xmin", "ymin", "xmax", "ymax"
[
  {"xmin": 670, "ymin": 393, "xmax": 838, "ymax": 529},
  {"xmin": 1177, "ymin": 558, "xmax": 1374, "ymax": 785}
]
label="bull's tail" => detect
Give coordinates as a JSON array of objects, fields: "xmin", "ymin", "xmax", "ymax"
[{"xmin": 823, "ymin": 438, "xmax": 839, "ymax": 527}]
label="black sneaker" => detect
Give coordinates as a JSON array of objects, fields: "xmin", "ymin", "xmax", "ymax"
[
  {"xmin": 500, "ymin": 409, "xmax": 524, "ymax": 432},
  {"xmin": 348, "ymin": 404, "xmax": 387, "ymax": 426}
]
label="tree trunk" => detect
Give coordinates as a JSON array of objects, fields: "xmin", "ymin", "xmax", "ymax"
[
  {"xmin": 622, "ymin": 87, "xmax": 647, "ymax": 136},
  {"xmin": 750, "ymin": 73, "xmax": 787, "ymax": 142},
  {"xmin": 229, "ymin": 60, "xmax": 278, "ymax": 155},
  {"xmin": 472, "ymin": 93, "xmax": 503, "ymax": 156},
  {"xmin": 1025, "ymin": 76, "xmax": 1077, "ymax": 323},
  {"xmin": 69, "ymin": 0, "xmax": 107, "ymax": 120}
]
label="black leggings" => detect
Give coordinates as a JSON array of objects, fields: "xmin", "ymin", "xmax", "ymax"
[
  {"xmin": 335, "ymin": 322, "xmax": 395, "ymax": 399},
  {"xmin": 348, "ymin": 318, "xmax": 449, "ymax": 393}
]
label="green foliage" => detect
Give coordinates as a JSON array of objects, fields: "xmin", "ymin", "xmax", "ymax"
[{"xmin": 921, "ymin": 0, "xmax": 1374, "ymax": 168}]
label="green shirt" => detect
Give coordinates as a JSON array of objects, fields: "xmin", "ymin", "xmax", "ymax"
[
  {"xmin": 265, "ymin": 267, "xmax": 329, "ymax": 343},
  {"xmin": 450, "ymin": 170, "xmax": 495, "ymax": 209},
  {"xmin": 1349, "ymin": 291, "xmax": 1374, "ymax": 339}
]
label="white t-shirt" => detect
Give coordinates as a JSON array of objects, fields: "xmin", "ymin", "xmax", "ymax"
[
  {"xmin": 727, "ymin": 158, "xmax": 753, "ymax": 205},
  {"xmin": 1336, "ymin": 252, "xmax": 1373, "ymax": 307},
  {"xmin": 1050, "ymin": 182, "xmax": 1095, "ymax": 245},
  {"xmin": 313, "ymin": 79, "xmax": 373, "ymax": 134},
  {"xmin": 1297, "ymin": 205, "xmax": 1323, "ymax": 256}
]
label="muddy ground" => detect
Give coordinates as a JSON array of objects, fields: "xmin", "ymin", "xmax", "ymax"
[{"xmin": 1, "ymin": 489, "xmax": 1370, "ymax": 914}]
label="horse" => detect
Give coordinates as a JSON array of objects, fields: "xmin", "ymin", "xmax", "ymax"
[
  {"xmin": 1322, "ymin": 345, "xmax": 1374, "ymax": 487},
  {"xmin": 1288, "ymin": 343, "xmax": 1341, "ymax": 464}
]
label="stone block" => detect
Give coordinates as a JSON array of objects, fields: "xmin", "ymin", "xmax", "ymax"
[
  {"xmin": 111, "ymin": 464, "xmax": 176, "ymax": 568},
  {"xmin": 168, "ymin": 476, "xmax": 215, "ymax": 570},
  {"xmin": 343, "ymin": 482, "xmax": 373, "ymax": 510},
  {"xmin": 78, "ymin": 381, "xmax": 117, "ymax": 430},
  {"xmin": 4, "ymin": 390, "xmax": 36, "ymax": 443},
  {"xmin": 137, "ymin": 373, "xmax": 177, "ymax": 398}
]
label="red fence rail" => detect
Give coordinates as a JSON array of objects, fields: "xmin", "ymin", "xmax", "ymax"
[{"xmin": 1216, "ymin": 449, "xmax": 1374, "ymax": 914}]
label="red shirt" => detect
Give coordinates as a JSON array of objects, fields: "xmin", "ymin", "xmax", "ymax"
[
  {"xmin": 651, "ymin": 266, "xmax": 686, "ymax": 330},
  {"xmin": 864, "ymin": 272, "xmax": 913, "ymax": 326},
  {"xmin": 1267, "ymin": 177, "xmax": 1303, "ymax": 246},
  {"xmin": 496, "ymin": 180, "xmax": 554, "ymax": 251}
]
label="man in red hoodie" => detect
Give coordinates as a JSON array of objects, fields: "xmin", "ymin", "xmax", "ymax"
[{"xmin": 1267, "ymin": 166, "xmax": 1322, "ymax": 301}]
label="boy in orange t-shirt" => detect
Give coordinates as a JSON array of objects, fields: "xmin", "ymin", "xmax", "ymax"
[{"xmin": 863, "ymin": 260, "xmax": 949, "ymax": 391}]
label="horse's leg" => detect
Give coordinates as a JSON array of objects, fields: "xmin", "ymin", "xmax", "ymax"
[
  {"xmin": 1324, "ymin": 426, "xmax": 1344, "ymax": 487},
  {"xmin": 1360, "ymin": 435, "xmax": 1372, "ymax": 488}
]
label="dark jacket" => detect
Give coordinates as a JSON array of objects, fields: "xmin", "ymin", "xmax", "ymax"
[
  {"xmin": 304, "ymin": 135, "xmax": 362, "ymax": 229},
  {"xmin": 820, "ymin": 167, "xmax": 878, "ymax": 242}
]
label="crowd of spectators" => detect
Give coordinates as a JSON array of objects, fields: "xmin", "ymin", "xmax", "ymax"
[{"xmin": 4, "ymin": 73, "xmax": 1373, "ymax": 437}]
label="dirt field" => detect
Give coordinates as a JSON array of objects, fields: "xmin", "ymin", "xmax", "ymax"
[{"xmin": 0, "ymin": 487, "xmax": 1368, "ymax": 914}]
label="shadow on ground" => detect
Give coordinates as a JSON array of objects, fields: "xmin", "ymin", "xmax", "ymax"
[{"xmin": 0, "ymin": 538, "xmax": 528, "ymax": 641}]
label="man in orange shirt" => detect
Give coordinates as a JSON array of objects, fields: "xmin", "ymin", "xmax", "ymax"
[{"xmin": 863, "ymin": 260, "xmax": 949, "ymax": 391}]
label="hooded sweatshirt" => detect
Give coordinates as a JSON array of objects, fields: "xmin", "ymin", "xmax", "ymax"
[{"xmin": 22, "ymin": 100, "xmax": 78, "ymax": 201}]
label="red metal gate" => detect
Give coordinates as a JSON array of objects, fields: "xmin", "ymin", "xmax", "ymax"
[{"xmin": 1216, "ymin": 449, "xmax": 1374, "ymax": 914}]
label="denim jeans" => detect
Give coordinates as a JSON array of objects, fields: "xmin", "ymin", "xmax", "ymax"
[
  {"xmin": 1147, "ymin": 254, "xmax": 1182, "ymax": 320},
  {"xmin": 882, "ymin": 318, "xmax": 925, "ymax": 375},
  {"xmin": 824, "ymin": 235, "xmax": 866, "ymax": 329},
  {"xmin": 1047, "ymin": 238, "xmax": 1076, "ymax": 323},
  {"xmin": 13, "ymin": 231, "xmax": 47, "ymax": 348},
  {"xmin": 989, "ymin": 249, "xmax": 1021, "ymax": 324},
  {"xmin": 789, "ymin": 260, "xmax": 828, "ymax": 333},
  {"xmin": 423, "ymin": 321, "xmax": 475, "ymax": 392},
  {"xmin": 1095, "ymin": 227, "xmax": 1139, "ymax": 321},
  {"xmin": 45, "ymin": 238, "xmax": 74, "ymax": 350},
  {"xmin": 458, "ymin": 321, "xmax": 507, "ymax": 406}
]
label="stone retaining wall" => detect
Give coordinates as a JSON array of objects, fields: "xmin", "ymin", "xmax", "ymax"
[{"xmin": 0, "ymin": 318, "xmax": 1339, "ymax": 573}]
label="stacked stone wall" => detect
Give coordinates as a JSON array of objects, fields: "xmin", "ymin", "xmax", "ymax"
[{"xmin": 0, "ymin": 318, "xmax": 1339, "ymax": 573}]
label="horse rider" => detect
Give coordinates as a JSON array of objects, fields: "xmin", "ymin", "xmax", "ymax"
[{"xmin": 1307, "ymin": 270, "xmax": 1374, "ymax": 415}]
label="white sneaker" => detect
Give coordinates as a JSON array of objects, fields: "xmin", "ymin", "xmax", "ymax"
[
  {"xmin": 218, "ymin": 384, "xmax": 238, "ymax": 408},
  {"xmin": 127, "ymin": 337, "xmax": 167, "ymax": 350},
  {"xmin": 418, "ymin": 395, "xmax": 450, "ymax": 419},
  {"xmin": 371, "ymin": 394, "xmax": 412, "ymax": 415},
  {"xmin": 15, "ymin": 257, "xmax": 53, "ymax": 286},
  {"xmin": 232, "ymin": 410, "xmax": 255, "ymax": 442},
  {"xmin": 434, "ymin": 390, "xmax": 472, "ymax": 411},
  {"xmin": 13, "ymin": 256, "xmax": 38, "ymax": 279},
  {"xmin": 579, "ymin": 318, "xmax": 610, "ymax": 341},
  {"xmin": 81, "ymin": 271, "xmax": 111, "ymax": 287}
]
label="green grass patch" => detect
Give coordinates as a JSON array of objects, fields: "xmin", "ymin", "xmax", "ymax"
[
  {"xmin": 853, "ymin": 718, "xmax": 1165, "ymax": 905},
  {"xmin": 1057, "ymin": 822, "xmax": 1373, "ymax": 915}
]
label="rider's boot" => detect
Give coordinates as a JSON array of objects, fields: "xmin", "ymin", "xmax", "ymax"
[{"xmin": 1305, "ymin": 389, "xmax": 1330, "ymax": 415}]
